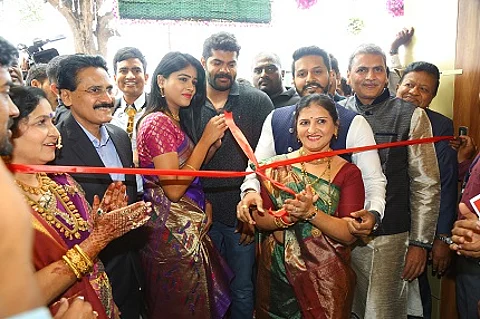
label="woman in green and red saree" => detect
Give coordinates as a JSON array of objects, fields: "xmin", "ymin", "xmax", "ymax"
[
  {"xmin": 7, "ymin": 86, "xmax": 151, "ymax": 318},
  {"xmin": 241, "ymin": 94, "xmax": 365, "ymax": 319}
]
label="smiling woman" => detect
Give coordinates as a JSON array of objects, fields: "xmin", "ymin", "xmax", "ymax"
[{"xmin": 7, "ymin": 85, "xmax": 151, "ymax": 318}]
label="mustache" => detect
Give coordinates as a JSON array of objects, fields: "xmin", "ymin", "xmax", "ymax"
[
  {"xmin": 7, "ymin": 118, "xmax": 14, "ymax": 130},
  {"xmin": 93, "ymin": 102, "xmax": 114, "ymax": 110},
  {"xmin": 214, "ymin": 73, "xmax": 233, "ymax": 81}
]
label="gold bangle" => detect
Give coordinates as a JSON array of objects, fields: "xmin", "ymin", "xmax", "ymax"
[
  {"xmin": 304, "ymin": 207, "xmax": 318, "ymax": 222},
  {"xmin": 73, "ymin": 245, "xmax": 94, "ymax": 268},
  {"xmin": 62, "ymin": 246, "xmax": 93, "ymax": 279},
  {"xmin": 62, "ymin": 255, "xmax": 81, "ymax": 279},
  {"xmin": 273, "ymin": 217, "xmax": 289, "ymax": 229},
  {"xmin": 184, "ymin": 164, "xmax": 196, "ymax": 171}
]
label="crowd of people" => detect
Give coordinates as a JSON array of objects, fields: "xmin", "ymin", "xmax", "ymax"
[{"xmin": 0, "ymin": 26, "xmax": 479, "ymax": 319}]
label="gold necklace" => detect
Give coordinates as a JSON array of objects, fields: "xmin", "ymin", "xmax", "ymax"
[
  {"xmin": 16, "ymin": 173, "xmax": 88, "ymax": 240},
  {"xmin": 300, "ymin": 158, "xmax": 333, "ymax": 214},
  {"xmin": 165, "ymin": 110, "xmax": 180, "ymax": 122},
  {"xmin": 299, "ymin": 147, "xmax": 332, "ymax": 165}
]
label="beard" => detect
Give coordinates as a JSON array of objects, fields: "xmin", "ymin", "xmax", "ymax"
[
  {"xmin": 207, "ymin": 72, "xmax": 234, "ymax": 91},
  {"xmin": 0, "ymin": 137, "xmax": 13, "ymax": 156}
]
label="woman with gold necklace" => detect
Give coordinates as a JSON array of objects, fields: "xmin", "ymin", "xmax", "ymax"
[
  {"xmin": 136, "ymin": 52, "xmax": 232, "ymax": 318},
  {"xmin": 7, "ymin": 86, "xmax": 151, "ymax": 319},
  {"xmin": 239, "ymin": 94, "xmax": 365, "ymax": 319}
]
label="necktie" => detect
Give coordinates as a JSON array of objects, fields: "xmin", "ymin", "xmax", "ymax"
[{"xmin": 125, "ymin": 104, "xmax": 136, "ymax": 139}]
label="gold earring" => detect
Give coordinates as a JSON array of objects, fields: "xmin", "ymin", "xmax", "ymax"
[
  {"xmin": 160, "ymin": 87, "xmax": 165, "ymax": 98},
  {"xmin": 56, "ymin": 135, "xmax": 63, "ymax": 150}
]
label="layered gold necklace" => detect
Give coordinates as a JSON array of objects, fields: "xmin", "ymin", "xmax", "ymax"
[
  {"xmin": 299, "ymin": 147, "xmax": 331, "ymax": 165},
  {"xmin": 15, "ymin": 173, "xmax": 88, "ymax": 240},
  {"xmin": 299, "ymin": 148, "xmax": 333, "ymax": 214}
]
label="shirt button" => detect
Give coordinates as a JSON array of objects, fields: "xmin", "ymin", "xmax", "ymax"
[
  {"xmin": 287, "ymin": 147, "xmax": 293, "ymax": 152},
  {"xmin": 288, "ymin": 128, "xmax": 294, "ymax": 133}
]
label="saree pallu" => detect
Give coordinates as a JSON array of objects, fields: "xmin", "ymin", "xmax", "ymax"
[
  {"xmin": 256, "ymin": 160, "xmax": 357, "ymax": 319},
  {"xmin": 32, "ymin": 174, "xmax": 117, "ymax": 318},
  {"xmin": 140, "ymin": 137, "xmax": 232, "ymax": 319}
]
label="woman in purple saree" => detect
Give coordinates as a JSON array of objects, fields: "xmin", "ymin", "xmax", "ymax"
[{"xmin": 136, "ymin": 52, "xmax": 232, "ymax": 318}]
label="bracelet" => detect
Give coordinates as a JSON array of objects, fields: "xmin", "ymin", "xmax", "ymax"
[
  {"xmin": 274, "ymin": 217, "xmax": 289, "ymax": 229},
  {"xmin": 62, "ymin": 245, "xmax": 93, "ymax": 279},
  {"xmin": 279, "ymin": 215, "xmax": 295, "ymax": 227},
  {"xmin": 243, "ymin": 188, "xmax": 257, "ymax": 195},
  {"xmin": 184, "ymin": 164, "xmax": 196, "ymax": 171},
  {"xmin": 74, "ymin": 245, "xmax": 94, "ymax": 269},
  {"xmin": 304, "ymin": 207, "xmax": 318, "ymax": 222}
]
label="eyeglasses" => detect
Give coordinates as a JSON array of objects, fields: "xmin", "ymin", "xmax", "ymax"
[
  {"xmin": 82, "ymin": 86, "xmax": 115, "ymax": 97},
  {"xmin": 253, "ymin": 65, "xmax": 279, "ymax": 75}
]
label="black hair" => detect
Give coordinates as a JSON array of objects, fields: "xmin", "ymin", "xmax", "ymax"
[
  {"xmin": 400, "ymin": 61, "xmax": 441, "ymax": 96},
  {"xmin": 291, "ymin": 46, "xmax": 331, "ymax": 76},
  {"xmin": 347, "ymin": 43, "xmax": 386, "ymax": 71},
  {"xmin": 294, "ymin": 93, "xmax": 339, "ymax": 144},
  {"xmin": 112, "ymin": 47, "xmax": 147, "ymax": 74},
  {"xmin": 0, "ymin": 37, "xmax": 18, "ymax": 67},
  {"xmin": 9, "ymin": 86, "xmax": 47, "ymax": 138},
  {"xmin": 340, "ymin": 77, "xmax": 352, "ymax": 96},
  {"xmin": 57, "ymin": 55, "xmax": 108, "ymax": 92},
  {"xmin": 329, "ymin": 53, "xmax": 340, "ymax": 76},
  {"xmin": 202, "ymin": 32, "xmax": 241, "ymax": 60},
  {"xmin": 140, "ymin": 52, "xmax": 206, "ymax": 136},
  {"xmin": 46, "ymin": 55, "xmax": 69, "ymax": 85},
  {"xmin": 26, "ymin": 63, "xmax": 48, "ymax": 86}
]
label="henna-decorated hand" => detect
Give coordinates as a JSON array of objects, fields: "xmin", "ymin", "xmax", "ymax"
[{"xmin": 89, "ymin": 201, "xmax": 152, "ymax": 250}]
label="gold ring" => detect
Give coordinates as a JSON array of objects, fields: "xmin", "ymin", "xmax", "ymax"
[{"xmin": 242, "ymin": 205, "xmax": 248, "ymax": 210}]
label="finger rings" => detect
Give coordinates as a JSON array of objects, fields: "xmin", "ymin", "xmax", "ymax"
[
  {"xmin": 96, "ymin": 208, "xmax": 105, "ymax": 216},
  {"xmin": 242, "ymin": 205, "xmax": 248, "ymax": 210},
  {"xmin": 93, "ymin": 311, "xmax": 99, "ymax": 317}
]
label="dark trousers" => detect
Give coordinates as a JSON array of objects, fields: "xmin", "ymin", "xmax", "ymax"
[
  {"xmin": 456, "ymin": 256, "xmax": 480, "ymax": 319},
  {"xmin": 209, "ymin": 221, "xmax": 256, "ymax": 319}
]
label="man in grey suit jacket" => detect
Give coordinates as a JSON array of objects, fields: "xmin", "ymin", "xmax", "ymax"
[{"xmin": 53, "ymin": 54, "xmax": 144, "ymax": 318}]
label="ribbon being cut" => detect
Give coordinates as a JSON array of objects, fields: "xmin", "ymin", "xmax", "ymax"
[{"xmin": 8, "ymin": 111, "xmax": 452, "ymax": 215}]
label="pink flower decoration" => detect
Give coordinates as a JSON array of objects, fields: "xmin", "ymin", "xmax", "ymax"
[
  {"xmin": 386, "ymin": 0, "xmax": 404, "ymax": 17},
  {"xmin": 296, "ymin": 0, "xmax": 318, "ymax": 10}
]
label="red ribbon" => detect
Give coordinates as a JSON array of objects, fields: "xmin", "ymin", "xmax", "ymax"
[{"xmin": 7, "ymin": 112, "xmax": 453, "ymax": 186}]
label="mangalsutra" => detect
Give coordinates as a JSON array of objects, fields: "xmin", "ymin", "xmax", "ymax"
[
  {"xmin": 300, "ymin": 158, "xmax": 333, "ymax": 214},
  {"xmin": 299, "ymin": 147, "xmax": 332, "ymax": 165},
  {"xmin": 15, "ymin": 173, "xmax": 88, "ymax": 240}
]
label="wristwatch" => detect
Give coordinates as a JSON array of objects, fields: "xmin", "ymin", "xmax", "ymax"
[
  {"xmin": 369, "ymin": 210, "xmax": 381, "ymax": 232},
  {"xmin": 436, "ymin": 234, "xmax": 453, "ymax": 245}
]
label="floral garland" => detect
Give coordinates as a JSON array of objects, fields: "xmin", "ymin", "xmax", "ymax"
[{"xmin": 386, "ymin": 0, "xmax": 404, "ymax": 17}]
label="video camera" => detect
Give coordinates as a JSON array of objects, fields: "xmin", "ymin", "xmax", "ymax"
[{"xmin": 17, "ymin": 35, "xmax": 66, "ymax": 66}]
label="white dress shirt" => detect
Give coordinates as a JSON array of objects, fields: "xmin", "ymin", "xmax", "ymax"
[
  {"xmin": 110, "ymin": 93, "xmax": 147, "ymax": 194},
  {"xmin": 240, "ymin": 109, "xmax": 387, "ymax": 218}
]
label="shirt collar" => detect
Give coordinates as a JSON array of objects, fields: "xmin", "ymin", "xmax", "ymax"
[
  {"xmin": 354, "ymin": 88, "xmax": 391, "ymax": 106},
  {"xmin": 121, "ymin": 93, "xmax": 146, "ymax": 111},
  {"xmin": 76, "ymin": 120, "xmax": 110, "ymax": 147}
]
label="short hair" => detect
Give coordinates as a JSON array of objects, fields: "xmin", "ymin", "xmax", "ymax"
[
  {"xmin": 9, "ymin": 86, "xmax": 47, "ymax": 138},
  {"xmin": 57, "ymin": 55, "xmax": 108, "ymax": 92},
  {"xmin": 329, "ymin": 53, "xmax": 340, "ymax": 75},
  {"xmin": 400, "ymin": 61, "xmax": 441, "ymax": 96},
  {"xmin": 112, "ymin": 47, "xmax": 147, "ymax": 74},
  {"xmin": 291, "ymin": 46, "xmax": 331, "ymax": 76},
  {"xmin": 294, "ymin": 93, "xmax": 339, "ymax": 142},
  {"xmin": 252, "ymin": 52, "xmax": 282, "ymax": 68},
  {"xmin": 347, "ymin": 43, "xmax": 386, "ymax": 71},
  {"xmin": 25, "ymin": 63, "xmax": 48, "ymax": 86},
  {"xmin": 340, "ymin": 77, "xmax": 352, "ymax": 96},
  {"xmin": 46, "ymin": 55, "xmax": 68, "ymax": 85},
  {"xmin": 0, "ymin": 37, "xmax": 18, "ymax": 67},
  {"xmin": 202, "ymin": 32, "xmax": 241, "ymax": 60}
]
